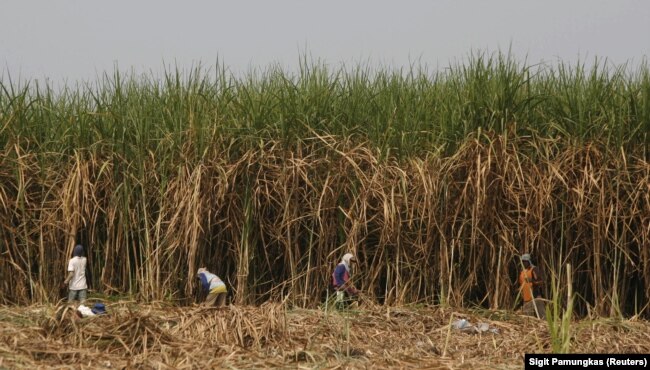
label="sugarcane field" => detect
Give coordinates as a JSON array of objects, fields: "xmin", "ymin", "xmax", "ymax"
[{"xmin": 1, "ymin": 55, "xmax": 650, "ymax": 369}]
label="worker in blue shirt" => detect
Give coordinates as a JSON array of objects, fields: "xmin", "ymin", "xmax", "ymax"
[{"xmin": 331, "ymin": 253, "xmax": 359, "ymax": 307}]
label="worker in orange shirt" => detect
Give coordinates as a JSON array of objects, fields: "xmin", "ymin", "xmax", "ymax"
[{"xmin": 518, "ymin": 253, "xmax": 546, "ymax": 319}]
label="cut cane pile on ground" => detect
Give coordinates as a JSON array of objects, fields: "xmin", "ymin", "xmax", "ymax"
[{"xmin": 2, "ymin": 302, "xmax": 650, "ymax": 369}]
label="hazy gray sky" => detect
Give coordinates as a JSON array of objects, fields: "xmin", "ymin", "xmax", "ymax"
[{"xmin": 2, "ymin": 1, "xmax": 649, "ymax": 83}]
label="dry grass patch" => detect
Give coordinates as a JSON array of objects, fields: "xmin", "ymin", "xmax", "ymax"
[{"xmin": 1, "ymin": 302, "xmax": 649, "ymax": 369}]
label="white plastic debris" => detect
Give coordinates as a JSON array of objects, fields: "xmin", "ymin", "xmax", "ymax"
[
  {"xmin": 77, "ymin": 305, "xmax": 96, "ymax": 317},
  {"xmin": 452, "ymin": 319, "xmax": 470, "ymax": 330},
  {"xmin": 477, "ymin": 322, "xmax": 500, "ymax": 334},
  {"xmin": 451, "ymin": 319, "xmax": 499, "ymax": 334}
]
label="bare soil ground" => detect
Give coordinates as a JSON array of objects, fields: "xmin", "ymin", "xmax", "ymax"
[{"xmin": 1, "ymin": 301, "xmax": 649, "ymax": 369}]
